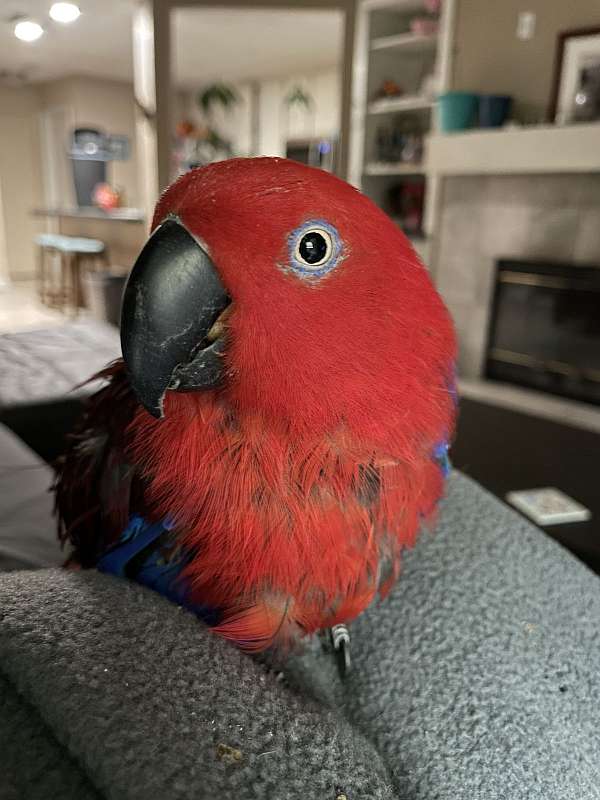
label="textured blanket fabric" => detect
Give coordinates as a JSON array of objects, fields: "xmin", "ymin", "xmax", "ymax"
[
  {"xmin": 0, "ymin": 322, "xmax": 121, "ymax": 463},
  {"xmin": 1, "ymin": 472, "xmax": 599, "ymax": 799},
  {"xmin": 0, "ymin": 424, "xmax": 63, "ymax": 572}
]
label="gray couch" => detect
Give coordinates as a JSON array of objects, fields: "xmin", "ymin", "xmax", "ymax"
[
  {"xmin": 1, "ymin": 445, "xmax": 599, "ymax": 799},
  {"xmin": 0, "ymin": 320, "xmax": 120, "ymax": 463},
  {"xmin": 0, "ymin": 424, "xmax": 64, "ymax": 572}
]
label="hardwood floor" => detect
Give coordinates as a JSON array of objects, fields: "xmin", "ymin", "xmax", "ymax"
[
  {"xmin": 0, "ymin": 281, "xmax": 65, "ymax": 333},
  {"xmin": 452, "ymin": 396, "xmax": 600, "ymax": 573}
]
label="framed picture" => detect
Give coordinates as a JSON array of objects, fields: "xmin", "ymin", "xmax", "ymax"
[{"xmin": 548, "ymin": 27, "xmax": 600, "ymax": 124}]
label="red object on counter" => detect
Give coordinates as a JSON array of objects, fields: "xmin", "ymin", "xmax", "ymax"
[{"xmin": 93, "ymin": 183, "xmax": 121, "ymax": 211}]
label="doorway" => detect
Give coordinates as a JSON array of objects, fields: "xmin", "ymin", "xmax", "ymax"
[{"xmin": 170, "ymin": 5, "xmax": 346, "ymax": 183}]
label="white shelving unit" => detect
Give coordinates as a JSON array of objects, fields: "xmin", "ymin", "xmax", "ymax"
[
  {"xmin": 364, "ymin": 161, "xmax": 425, "ymax": 175},
  {"xmin": 349, "ymin": 0, "xmax": 456, "ymax": 265},
  {"xmin": 370, "ymin": 32, "xmax": 438, "ymax": 52},
  {"xmin": 368, "ymin": 95, "xmax": 434, "ymax": 114},
  {"xmin": 427, "ymin": 122, "xmax": 600, "ymax": 175}
]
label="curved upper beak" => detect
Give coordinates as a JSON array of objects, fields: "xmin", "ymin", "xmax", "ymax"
[{"xmin": 120, "ymin": 218, "xmax": 230, "ymax": 418}]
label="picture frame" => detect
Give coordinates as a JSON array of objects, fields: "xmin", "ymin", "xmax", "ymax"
[{"xmin": 548, "ymin": 27, "xmax": 600, "ymax": 124}]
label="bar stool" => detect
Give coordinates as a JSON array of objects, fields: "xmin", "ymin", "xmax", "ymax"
[{"xmin": 35, "ymin": 234, "xmax": 107, "ymax": 313}]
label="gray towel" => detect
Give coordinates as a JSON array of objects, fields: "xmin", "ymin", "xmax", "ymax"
[{"xmin": 1, "ymin": 473, "xmax": 599, "ymax": 799}]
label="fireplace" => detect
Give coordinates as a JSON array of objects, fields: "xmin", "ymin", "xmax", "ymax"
[{"xmin": 485, "ymin": 259, "xmax": 600, "ymax": 406}]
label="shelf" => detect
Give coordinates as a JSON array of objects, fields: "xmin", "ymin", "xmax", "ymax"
[
  {"xmin": 458, "ymin": 378, "xmax": 600, "ymax": 434},
  {"xmin": 363, "ymin": 0, "xmax": 427, "ymax": 11},
  {"xmin": 371, "ymin": 32, "xmax": 438, "ymax": 52},
  {"xmin": 349, "ymin": 0, "xmax": 456, "ymax": 257},
  {"xmin": 364, "ymin": 161, "xmax": 425, "ymax": 176},
  {"xmin": 427, "ymin": 122, "xmax": 600, "ymax": 176},
  {"xmin": 32, "ymin": 207, "xmax": 146, "ymax": 223},
  {"xmin": 368, "ymin": 95, "xmax": 434, "ymax": 115}
]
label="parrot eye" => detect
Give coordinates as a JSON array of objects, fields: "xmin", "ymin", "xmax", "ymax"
[
  {"xmin": 297, "ymin": 230, "xmax": 331, "ymax": 266},
  {"xmin": 287, "ymin": 219, "xmax": 343, "ymax": 279}
]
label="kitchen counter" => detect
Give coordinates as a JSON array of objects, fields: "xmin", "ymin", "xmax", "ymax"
[
  {"xmin": 33, "ymin": 207, "xmax": 145, "ymax": 223},
  {"xmin": 32, "ymin": 208, "xmax": 147, "ymax": 268}
]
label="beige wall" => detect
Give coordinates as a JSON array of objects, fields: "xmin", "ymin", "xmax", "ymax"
[
  {"xmin": 38, "ymin": 76, "xmax": 146, "ymax": 266},
  {"xmin": 452, "ymin": 0, "xmax": 600, "ymax": 121},
  {"xmin": 38, "ymin": 76, "xmax": 140, "ymax": 208},
  {"xmin": 0, "ymin": 181, "xmax": 8, "ymax": 284},
  {"xmin": 0, "ymin": 77, "xmax": 142, "ymax": 280},
  {"xmin": 0, "ymin": 86, "xmax": 45, "ymax": 280}
]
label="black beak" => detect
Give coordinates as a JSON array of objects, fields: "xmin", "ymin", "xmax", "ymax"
[{"xmin": 120, "ymin": 218, "xmax": 230, "ymax": 418}]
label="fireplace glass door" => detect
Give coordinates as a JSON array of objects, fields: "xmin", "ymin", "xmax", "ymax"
[{"xmin": 486, "ymin": 259, "xmax": 600, "ymax": 405}]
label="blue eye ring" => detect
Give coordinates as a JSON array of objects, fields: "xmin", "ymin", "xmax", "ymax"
[{"xmin": 287, "ymin": 219, "xmax": 343, "ymax": 279}]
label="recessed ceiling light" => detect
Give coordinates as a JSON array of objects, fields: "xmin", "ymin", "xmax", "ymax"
[
  {"xmin": 14, "ymin": 20, "xmax": 44, "ymax": 42},
  {"xmin": 49, "ymin": 2, "xmax": 81, "ymax": 23}
]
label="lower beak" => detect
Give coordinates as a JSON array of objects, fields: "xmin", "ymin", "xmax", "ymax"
[{"xmin": 120, "ymin": 219, "xmax": 230, "ymax": 418}]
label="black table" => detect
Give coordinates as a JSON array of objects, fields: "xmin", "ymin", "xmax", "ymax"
[{"xmin": 451, "ymin": 396, "xmax": 600, "ymax": 573}]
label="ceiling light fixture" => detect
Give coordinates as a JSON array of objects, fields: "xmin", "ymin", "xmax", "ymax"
[
  {"xmin": 49, "ymin": 2, "xmax": 81, "ymax": 24},
  {"xmin": 14, "ymin": 20, "xmax": 44, "ymax": 42}
]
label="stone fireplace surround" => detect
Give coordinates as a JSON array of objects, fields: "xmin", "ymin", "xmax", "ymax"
[{"xmin": 431, "ymin": 173, "xmax": 600, "ymax": 431}]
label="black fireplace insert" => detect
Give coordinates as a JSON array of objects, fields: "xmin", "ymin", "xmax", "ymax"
[{"xmin": 485, "ymin": 259, "xmax": 600, "ymax": 406}]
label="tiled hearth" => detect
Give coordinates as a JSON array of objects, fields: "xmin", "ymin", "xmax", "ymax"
[{"xmin": 433, "ymin": 173, "xmax": 600, "ymax": 428}]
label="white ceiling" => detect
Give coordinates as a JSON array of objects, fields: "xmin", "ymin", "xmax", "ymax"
[
  {"xmin": 173, "ymin": 8, "xmax": 343, "ymax": 87},
  {"xmin": 0, "ymin": 0, "xmax": 134, "ymax": 84},
  {"xmin": 0, "ymin": 1, "xmax": 342, "ymax": 87}
]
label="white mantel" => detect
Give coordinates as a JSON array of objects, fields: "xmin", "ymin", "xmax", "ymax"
[{"xmin": 426, "ymin": 122, "xmax": 600, "ymax": 176}]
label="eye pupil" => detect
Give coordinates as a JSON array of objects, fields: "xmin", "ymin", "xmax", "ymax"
[
  {"xmin": 289, "ymin": 221, "xmax": 340, "ymax": 278},
  {"xmin": 299, "ymin": 232, "xmax": 328, "ymax": 265}
]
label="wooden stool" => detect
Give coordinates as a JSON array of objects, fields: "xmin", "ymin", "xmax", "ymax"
[{"xmin": 35, "ymin": 234, "xmax": 108, "ymax": 313}]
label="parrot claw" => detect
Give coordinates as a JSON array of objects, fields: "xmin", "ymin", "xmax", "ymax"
[{"xmin": 330, "ymin": 624, "xmax": 351, "ymax": 679}]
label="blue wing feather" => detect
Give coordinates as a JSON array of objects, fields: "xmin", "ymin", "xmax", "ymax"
[{"xmin": 97, "ymin": 515, "xmax": 221, "ymax": 626}]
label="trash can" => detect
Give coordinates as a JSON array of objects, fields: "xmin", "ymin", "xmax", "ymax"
[{"xmin": 82, "ymin": 270, "xmax": 128, "ymax": 327}]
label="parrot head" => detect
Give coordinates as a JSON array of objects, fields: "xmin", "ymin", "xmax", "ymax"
[{"xmin": 121, "ymin": 157, "xmax": 455, "ymax": 445}]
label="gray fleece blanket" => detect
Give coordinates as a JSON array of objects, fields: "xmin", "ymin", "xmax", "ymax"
[{"xmin": 1, "ymin": 472, "xmax": 599, "ymax": 800}]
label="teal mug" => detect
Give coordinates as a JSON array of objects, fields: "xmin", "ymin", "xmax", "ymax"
[{"xmin": 438, "ymin": 92, "xmax": 479, "ymax": 132}]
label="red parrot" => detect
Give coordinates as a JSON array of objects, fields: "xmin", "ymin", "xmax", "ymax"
[{"xmin": 55, "ymin": 157, "xmax": 456, "ymax": 659}]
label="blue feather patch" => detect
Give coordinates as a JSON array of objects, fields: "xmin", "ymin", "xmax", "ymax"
[
  {"xmin": 97, "ymin": 515, "xmax": 221, "ymax": 626},
  {"xmin": 433, "ymin": 440, "xmax": 451, "ymax": 477},
  {"xmin": 432, "ymin": 367, "xmax": 457, "ymax": 477}
]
